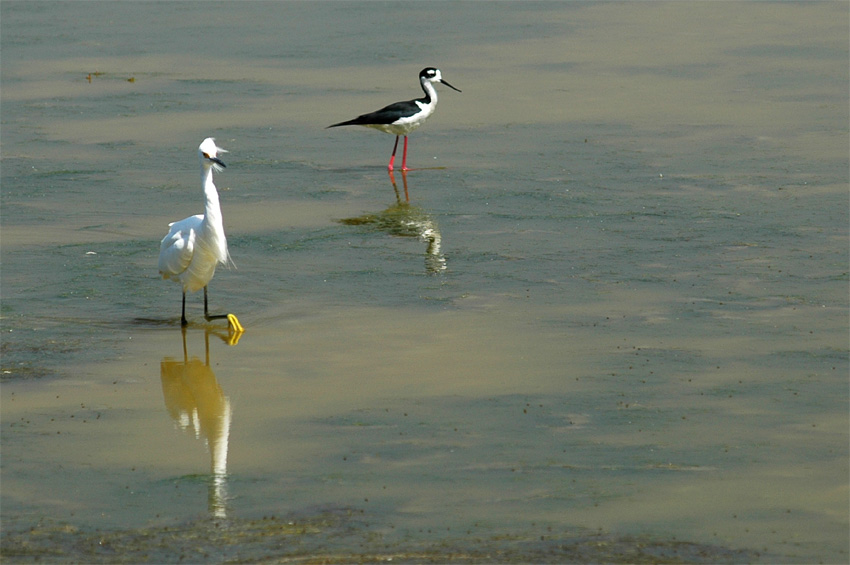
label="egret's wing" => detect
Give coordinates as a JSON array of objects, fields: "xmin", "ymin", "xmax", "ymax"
[{"xmin": 158, "ymin": 215, "xmax": 202, "ymax": 279}]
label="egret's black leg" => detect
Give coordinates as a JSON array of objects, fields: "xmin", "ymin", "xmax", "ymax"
[
  {"xmin": 201, "ymin": 286, "xmax": 243, "ymax": 334},
  {"xmin": 204, "ymin": 286, "xmax": 228, "ymax": 321},
  {"xmin": 181, "ymin": 292, "xmax": 188, "ymax": 326}
]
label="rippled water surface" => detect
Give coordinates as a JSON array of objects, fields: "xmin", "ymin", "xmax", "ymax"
[{"xmin": 2, "ymin": 2, "xmax": 848, "ymax": 563}]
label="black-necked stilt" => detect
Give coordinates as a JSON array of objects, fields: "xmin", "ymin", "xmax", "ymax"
[{"xmin": 327, "ymin": 67, "xmax": 461, "ymax": 171}]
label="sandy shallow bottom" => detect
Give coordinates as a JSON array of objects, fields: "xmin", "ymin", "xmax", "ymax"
[{"xmin": 2, "ymin": 2, "xmax": 848, "ymax": 563}]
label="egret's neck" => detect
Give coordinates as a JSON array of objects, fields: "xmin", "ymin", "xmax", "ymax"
[{"xmin": 201, "ymin": 165, "xmax": 223, "ymax": 227}]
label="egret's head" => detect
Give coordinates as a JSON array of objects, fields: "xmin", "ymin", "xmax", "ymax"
[{"xmin": 199, "ymin": 137, "xmax": 227, "ymax": 171}]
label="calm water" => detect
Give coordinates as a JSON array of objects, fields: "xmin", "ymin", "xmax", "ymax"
[{"xmin": 2, "ymin": 2, "xmax": 848, "ymax": 563}]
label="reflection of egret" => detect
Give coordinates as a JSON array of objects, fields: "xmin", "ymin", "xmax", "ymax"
[
  {"xmin": 338, "ymin": 171, "xmax": 446, "ymax": 274},
  {"xmin": 158, "ymin": 137, "xmax": 243, "ymax": 332},
  {"xmin": 327, "ymin": 67, "xmax": 461, "ymax": 171},
  {"xmin": 160, "ymin": 327, "xmax": 234, "ymax": 518}
]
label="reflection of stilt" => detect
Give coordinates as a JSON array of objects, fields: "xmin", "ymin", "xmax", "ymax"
[
  {"xmin": 422, "ymin": 224, "xmax": 445, "ymax": 274},
  {"xmin": 388, "ymin": 169, "xmax": 409, "ymax": 202},
  {"xmin": 338, "ymin": 173, "xmax": 446, "ymax": 273},
  {"xmin": 160, "ymin": 327, "xmax": 232, "ymax": 518}
]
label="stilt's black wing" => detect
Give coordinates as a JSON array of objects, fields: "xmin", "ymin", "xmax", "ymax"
[{"xmin": 327, "ymin": 99, "xmax": 421, "ymax": 128}]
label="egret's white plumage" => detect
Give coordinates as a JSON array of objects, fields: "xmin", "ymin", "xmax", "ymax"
[{"xmin": 159, "ymin": 138, "xmax": 237, "ymax": 327}]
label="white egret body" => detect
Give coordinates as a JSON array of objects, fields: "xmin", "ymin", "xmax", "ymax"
[{"xmin": 159, "ymin": 138, "xmax": 240, "ymax": 329}]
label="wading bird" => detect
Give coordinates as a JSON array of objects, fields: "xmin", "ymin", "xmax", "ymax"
[
  {"xmin": 327, "ymin": 67, "xmax": 461, "ymax": 171},
  {"xmin": 158, "ymin": 138, "xmax": 243, "ymax": 331}
]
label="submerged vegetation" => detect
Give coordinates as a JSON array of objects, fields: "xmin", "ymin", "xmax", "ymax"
[{"xmin": 2, "ymin": 510, "xmax": 762, "ymax": 564}]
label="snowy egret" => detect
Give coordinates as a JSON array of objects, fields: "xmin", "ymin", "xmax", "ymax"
[
  {"xmin": 158, "ymin": 138, "xmax": 243, "ymax": 331},
  {"xmin": 327, "ymin": 67, "xmax": 461, "ymax": 171}
]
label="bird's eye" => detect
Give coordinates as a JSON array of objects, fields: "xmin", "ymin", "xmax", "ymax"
[{"xmin": 203, "ymin": 152, "xmax": 211, "ymax": 159}]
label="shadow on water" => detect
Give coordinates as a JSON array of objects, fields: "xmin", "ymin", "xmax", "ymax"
[
  {"xmin": 337, "ymin": 170, "xmax": 447, "ymax": 274},
  {"xmin": 160, "ymin": 327, "xmax": 234, "ymax": 519}
]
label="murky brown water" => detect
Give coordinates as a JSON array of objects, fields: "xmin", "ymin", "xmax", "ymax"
[{"xmin": 2, "ymin": 2, "xmax": 848, "ymax": 563}]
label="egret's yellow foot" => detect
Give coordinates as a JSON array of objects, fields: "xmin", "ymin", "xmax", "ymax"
[
  {"xmin": 227, "ymin": 313, "xmax": 244, "ymax": 333},
  {"xmin": 226, "ymin": 314, "xmax": 244, "ymax": 345}
]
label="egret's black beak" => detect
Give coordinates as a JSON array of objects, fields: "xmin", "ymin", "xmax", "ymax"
[
  {"xmin": 440, "ymin": 79, "xmax": 461, "ymax": 93},
  {"xmin": 210, "ymin": 157, "xmax": 226, "ymax": 168}
]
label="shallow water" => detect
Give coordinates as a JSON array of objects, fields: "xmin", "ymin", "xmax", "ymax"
[{"xmin": 1, "ymin": 1, "xmax": 848, "ymax": 563}]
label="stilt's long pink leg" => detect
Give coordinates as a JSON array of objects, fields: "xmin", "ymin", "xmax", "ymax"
[
  {"xmin": 401, "ymin": 136, "xmax": 410, "ymax": 171},
  {"xmin": 401, "ymin": 169, "xmax": 409, "ymax": 201},
  {"xmin": 387, "ymin": 136, "xmax": 400, "ymax": 171}
]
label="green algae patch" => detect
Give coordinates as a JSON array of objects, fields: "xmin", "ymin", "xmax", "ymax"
[{"xmin": 2, "ymin": 511, "xmax": 766, "ymax": 564}]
